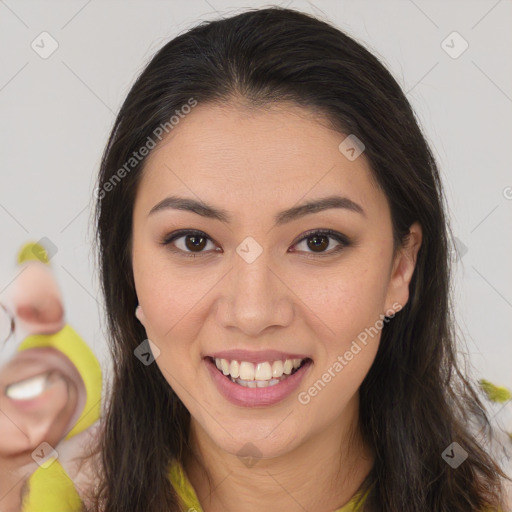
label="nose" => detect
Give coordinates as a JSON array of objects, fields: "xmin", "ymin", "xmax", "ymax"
[
  {"xmin": 217, "ymin": 249, "xmax": 294, "ymax": 337},
  {"xmin": 12, "ymin": 260, "xmax": 64, "ymax": 336},
  {"xmin": 16, "ymin": 295, "xmax": 64, "ymax": 332}
]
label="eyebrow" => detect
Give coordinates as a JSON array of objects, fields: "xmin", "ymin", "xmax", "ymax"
[{"xmin": 148, "ymin": 194, "xmax": 366, "ymax": 225}]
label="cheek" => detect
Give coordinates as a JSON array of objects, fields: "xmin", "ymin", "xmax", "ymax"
[
  {"xmin": 132, "ymin": 245, "xmax": 215, "ymax": 375},
  {"xmin": 294, "ymin": 266, "xmax": 387, "ymax": 418},
  {"xmin": 133, "ymin": 242, "xmax": 195, "ymax": 335},
  {"xmin": 294, "ymin": 259, "xmax": 390, "ymax": 343}
]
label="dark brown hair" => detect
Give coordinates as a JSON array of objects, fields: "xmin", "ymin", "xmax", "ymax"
[{"xmin": 92, "ymin": 6, "xmax": 510, "ymax": 511}]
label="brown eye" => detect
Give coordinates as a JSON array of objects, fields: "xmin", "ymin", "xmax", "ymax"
[
  {"xmin": 292, "ymin": 229, "xmax": 350, "ymax": 257},
  {"xmin": 306, "ymin": 234, "xmax": 330, "ymax": 252},
  {"xmin": 184, "ymin": 234, "xmax": 208, "ymax": 252},
  {"xmin": 162, "ymin": 230, "xmax": 217, "ymax": 257}
]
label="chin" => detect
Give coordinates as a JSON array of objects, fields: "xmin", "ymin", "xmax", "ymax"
[{"xmin": 205, "ymin": 420, "xmax": 305, "ymax": 461}]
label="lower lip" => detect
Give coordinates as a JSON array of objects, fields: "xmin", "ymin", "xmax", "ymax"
[{"xmin": 204, "ymin": 357, "xmax": 312, "ymax": 407}]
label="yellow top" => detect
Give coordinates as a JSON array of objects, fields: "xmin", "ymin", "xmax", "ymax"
[
  {"xmin": 21, "ymin": 459, "xmax": 83, "ymax": 511},
  {"xmin": 169, "ymin": 461, "xmax": 371, "ymax": 511}
]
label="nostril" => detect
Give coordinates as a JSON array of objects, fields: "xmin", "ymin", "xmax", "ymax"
[
  {"xmin": 16, "ymin": 304, "xmax": 38, "ymax": 321},
  {"xmin": 16, "ymin": 297, "xmax": 64, "ymax": 332}
]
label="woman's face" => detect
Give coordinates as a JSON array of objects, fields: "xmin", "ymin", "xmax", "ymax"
[{"xmin": 132, "ymin": 102, "xmax": 421, "ymax": 459}]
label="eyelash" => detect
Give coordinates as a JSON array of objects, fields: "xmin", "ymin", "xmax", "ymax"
[{"xmin": 160, "ymin": 229, "xmax": 351, "ymax": 259}]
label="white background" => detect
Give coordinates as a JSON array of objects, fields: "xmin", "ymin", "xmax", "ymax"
[{"xmin": 0, "ymin": 1, "xmax": 511, "ymax": 424}]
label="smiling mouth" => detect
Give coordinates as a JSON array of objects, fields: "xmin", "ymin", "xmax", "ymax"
[{"xmin": 207, "ymin": 356, "xmax": 312, "ymax": 388}]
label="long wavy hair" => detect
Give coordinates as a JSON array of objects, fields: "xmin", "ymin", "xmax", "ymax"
[{"xmin": 91, "ymin": 6, "xmax": 510, "ymax": 511}]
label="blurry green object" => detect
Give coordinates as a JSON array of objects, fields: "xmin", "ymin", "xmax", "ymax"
[
  {"xmin": 17, "ymin": 241, "xmax": 50, "ymax": 265},
  {"xmin": 478, "ymin": 379, "xmax": 512, "ymax": 444},
  {"xmin": 479, "ymin": 379, "xmax": 512, "ymax": 403}
]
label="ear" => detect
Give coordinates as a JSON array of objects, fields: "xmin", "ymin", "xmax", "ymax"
[
  {"xmin": 135, "ymin": 305, "xmax": 146, "ymax": 326},
  {"xmin": 384, "ymin": 221, "xmax": 422, "ymax": 312}
]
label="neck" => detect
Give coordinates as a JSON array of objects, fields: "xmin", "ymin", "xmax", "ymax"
[{"xmin": 183, "ymin": 394, "xmax": 374, "ymax": 512}]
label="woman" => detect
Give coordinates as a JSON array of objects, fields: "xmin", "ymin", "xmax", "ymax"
[{"xmin": 91, "ymin": 6, "xmax": 510, "ymax": 511}]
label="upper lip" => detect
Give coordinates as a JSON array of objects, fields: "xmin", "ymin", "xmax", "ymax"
[
  {"xmin": 2, "ymin": 346, "xmax": 80, "ymax": 391},
  {"xmin": 206, "ymin": 350, "xmax": 311, "ymax": 364}
]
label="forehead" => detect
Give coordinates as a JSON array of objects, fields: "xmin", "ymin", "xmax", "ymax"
[{"xmin": 135, "ymin": 101, "xmax": 388, "ymax": 221}]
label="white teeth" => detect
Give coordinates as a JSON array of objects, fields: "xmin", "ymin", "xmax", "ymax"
[
  {"xmin": 254, "ymin": 362, "xmax": 272, "ymax": 380},
  {"xmin": 229, "ymin": 360, "xmax": 240, "ymax": 378},
  {"xmin": 239, "ymin": 361, "xmax": 255, "ymax": 380},
  {"xmin": 5, "ymin": 374, "xmax": 48, "ymax": 400},
  {"xmin": 272, "ymin": 360, "xmax": 283, "ymax": 378},
  {"xmin": 213, "ymin": 357, "xmax": 306, "ymax": 383},
  {"xmin": 221, "ymin": 359, "xmax": 230, "ymax": 375}
]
